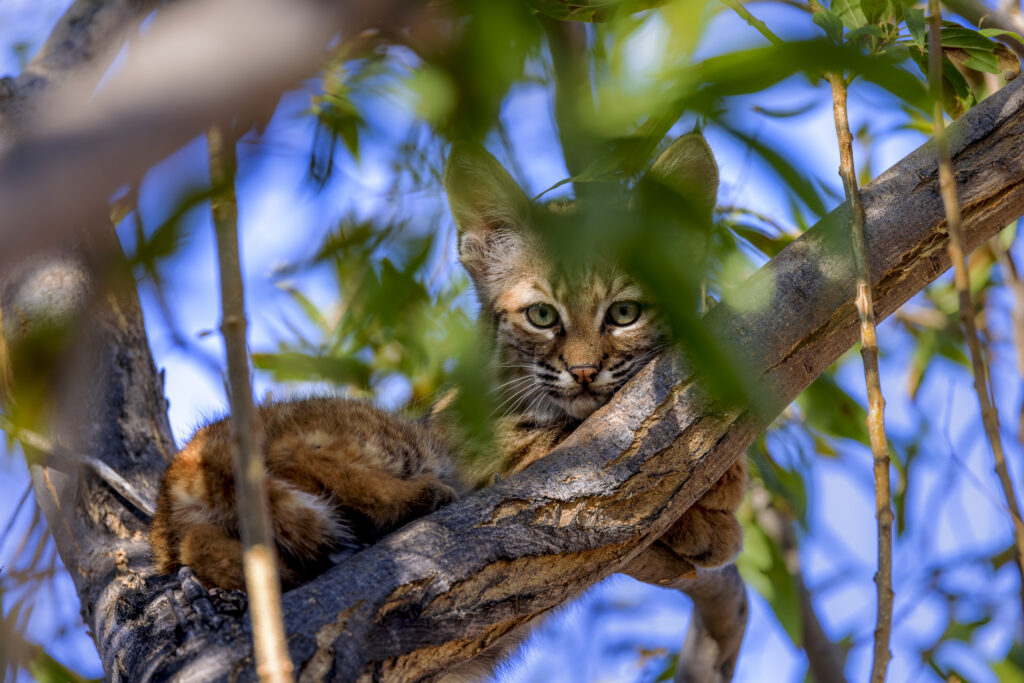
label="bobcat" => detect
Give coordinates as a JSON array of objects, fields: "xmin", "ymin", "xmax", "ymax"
[{"xmin": 151, "ymin": 134, "xmax": 745, "ymax": 603}]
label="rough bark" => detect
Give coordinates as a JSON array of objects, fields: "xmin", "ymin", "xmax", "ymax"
[{"xmin": 2, "ymin": 70, "xmax": 1024, "ymax": 681}]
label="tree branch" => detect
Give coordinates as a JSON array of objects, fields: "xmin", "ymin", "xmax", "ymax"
[
  {"xmin": 209, "ymin": 124, "xmax": 294, "ymax": 682},
  {"xmin": 826, "ymin": 72, "xmax": 893, "ymax": 683},
  {"xmin": 0, "ymin": 0, "xmax": 421, "ymax": 270}
]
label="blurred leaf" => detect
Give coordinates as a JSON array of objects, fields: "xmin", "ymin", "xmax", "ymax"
[
  {"xmin": 528, "ymin": 0, "xmax": 665, "ymax": 21},
  {"xmin": 252, "ymin": 352, "xmax": 372, "ymax": 387},
  {"xmin": 737, "ymin": 517, "xmax": 803, "ymax": 644},
  {"xmin": 798, "ymin": 374, "xmax": 869, "ymax": 445},
  {"xmin": 28, "ymin": 650, "xmax": 98, "ymax": 683},
  {"xmin": 992, "ymin": 644, "xmax": 1024, "ymax": 683},
  {"xmin": 753, "ymin": 101, "xmax": 819, "ymax": 118}
]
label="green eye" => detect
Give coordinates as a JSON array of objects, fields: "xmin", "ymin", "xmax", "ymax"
[
  {"xmin": 606, "ymin": 300, "xmax": 642, "ymax": 326},
  {"xmin": 526, "ymin": 303, "xmax": 559, "ymax": 328}
]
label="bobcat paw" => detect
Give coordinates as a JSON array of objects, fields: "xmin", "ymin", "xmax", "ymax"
[
  {"xmin": 411, "ymin": 477, "xmax": 458, "ymax": 514},
  {"xmin": 661, "ymin": 506, "xmax": 743, "ymax": 568}
]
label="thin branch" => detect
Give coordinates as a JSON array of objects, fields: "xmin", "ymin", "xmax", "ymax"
[
  {"xmin": 929, "ymin": 0, "xmax": 1024, "ymax": 627},
  {"xmin": 541, "ymin": 17, "xmax": 597, "ymax": 188},
  {"xmin": 0, "ymin": 414, "xmax": 156, "ymax": 519},
  {"xmin": 989, "ymin": 236, "xmax": 1024, "ymax": 442},
  {"xmin": 208, "ymin": 124, "xmax": 294, "ymax": 683},
  {"xmin": 826, "ymin": 72, "xmax": 893, "ymax": 683}
]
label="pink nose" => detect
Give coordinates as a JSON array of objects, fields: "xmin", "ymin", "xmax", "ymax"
[{"xmin": 569, "ymin": 365, "xmax": 598, "ymax": 385}]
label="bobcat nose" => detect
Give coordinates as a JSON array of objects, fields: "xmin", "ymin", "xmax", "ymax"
[{"xmin": 569, "ymin": 365, "xmax": 598, "ymax": 385}]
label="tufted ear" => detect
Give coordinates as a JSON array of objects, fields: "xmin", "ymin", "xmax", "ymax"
[
  {"xmin": 444, "ymin": 141, "xmax": 532, "ymax": 288},
  {"xmin": 647, "ymin": 132, "xmax": 719, "ymax": 216}
]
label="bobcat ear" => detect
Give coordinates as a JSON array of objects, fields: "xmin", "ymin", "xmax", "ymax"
[
  {"xmin": 445, "ymin": 142, "xmax": 532, "ymax": 289},
  {"xmin": 444, "ymin": 141, "xmax": 531, "ymax": 237},
  {"xmin": 647, "ymin": 133, "xmax": 719, "ymax": 215}
]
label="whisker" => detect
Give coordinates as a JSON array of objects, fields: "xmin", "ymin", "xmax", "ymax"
[
  {"xmin": 492, "ymin": 381, "xmax": 539, "ymax": 416},
  {"xmin": 502, "ymin": 385, "xmax": 541, "ymax": 419}
]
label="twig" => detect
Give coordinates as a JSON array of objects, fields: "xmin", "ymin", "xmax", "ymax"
[
  {"xmin": 929, "ymin": 0, "xmax": 1024, "ymax": 628},
  {"xmin": 825, "ymin": 72, "xmax": 893, "ymax": 683},
  {"xmin": 0, "ymin": 415, "xmax": 156, "ymax": 519},
  {"xmin": 208, "ymin": 124, "xmax": 294, "ymax": 683}
]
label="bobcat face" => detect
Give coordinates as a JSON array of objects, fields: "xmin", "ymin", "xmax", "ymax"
[
  {"xmin": 445, "ymin": 135, "xmax": 717, "ymax": 425},
  {"xmin": 490, "ymin": 254, "xmax": 665, "ymax": 421}
]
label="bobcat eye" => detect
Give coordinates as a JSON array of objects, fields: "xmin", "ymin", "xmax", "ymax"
[
  {"xmin": 525, "ymin": 303, "xmax": 559, "ymax": 328},
  {"xmin": 606, "ymin": 300, "xmax": 642, "ymax": 326}
]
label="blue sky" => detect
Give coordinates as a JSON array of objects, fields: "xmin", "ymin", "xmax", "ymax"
[{"xmin": 2, "ymin": 1, "xmax": 1023, "ymax": 682}]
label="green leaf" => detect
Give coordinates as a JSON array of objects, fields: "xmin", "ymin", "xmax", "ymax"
[
  {"xmin": 813, "ymin": 9, "xmax": 845, "ymax": 44},
  {"xmin": 905, "ymin": 7, "xmax": 926, "ymax": 48},
  {"xmin": 978, "ymin": 28, "xmax": 1024, "ymax": 45},
  {"xmin": 252, "ymin": 352, "xmax": 373, "ymax": 387},
  {"xmin": 960, "ymin": 48, "xmax": 1001, "ymax": 74},
  {"xmin": 940, "ymin": 26, "xmax": 1002, "ymax": 51},
  {"xmin": 277, "ymin": 285, "xmax": 330, "ymax": 336}
]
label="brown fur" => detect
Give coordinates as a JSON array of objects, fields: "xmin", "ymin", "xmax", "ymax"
[{"xmin": 151, "ymin": 397, "xmax": 463, "ymax": 590}]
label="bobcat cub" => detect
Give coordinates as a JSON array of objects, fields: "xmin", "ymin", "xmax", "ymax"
[{"xmin": 151, "ymin": 134, "xmax": 745, "ymax": 592}]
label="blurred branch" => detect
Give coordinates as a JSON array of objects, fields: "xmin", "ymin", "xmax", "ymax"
[
  {"xmin": 826, "ymin": 72, "xmax": 893, "ymax": 683},
  {"xmin": 750, "ymin": 486, "xmax": 846, "ymax": 683},
  {"xmin": 209, "ymin": 124, "xmax": 293, "ymax": 682},
  {"xmin": 0, "ymin": 0, "xmax": 422, "ymax": 271},
  {"xmin": 930, "ymin": 0, "xmax": 1024, "ymax": 627},
  {"xmin": 0, "ymin": 0, "xmax": 162, "ymax": 140},
  {"xmin": 541, "ymin": 17, "xmax": 598, "ymax": 185}
]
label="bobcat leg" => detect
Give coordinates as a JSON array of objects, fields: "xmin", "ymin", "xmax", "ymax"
[
  {"xmin": 661, "ymin": 459, "xmax": 746, "ymax": 567},
  {"xmin": 623, "ymin": 547, "xmax": 747, "ymax": 683},
  {"xmin": 179, "ymin": 517, "xmax": 309, "ymax": 591},
  {"xmin": 179, "ymin": 523, "xmax": 246, "ymax": 591}
]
